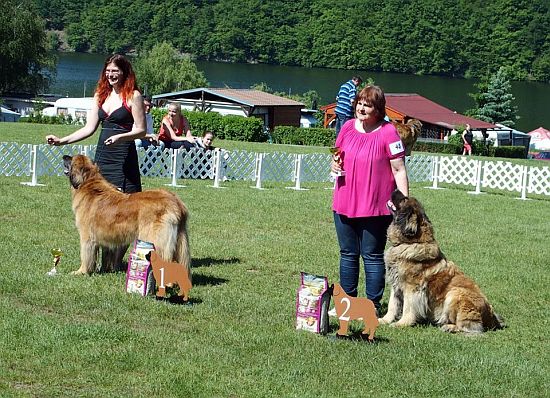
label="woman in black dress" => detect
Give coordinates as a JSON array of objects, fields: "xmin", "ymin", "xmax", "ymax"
[{"xmin": 46, "ymin": 54, "xmax": 146, "ymax": 270}]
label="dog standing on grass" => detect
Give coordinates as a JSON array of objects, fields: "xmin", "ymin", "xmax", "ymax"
[{"xmin": 63, "ymin": 154, "xmax": 191, "ymax": 276}]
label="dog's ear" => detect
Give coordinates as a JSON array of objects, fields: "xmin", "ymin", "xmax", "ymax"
[
  {"xmin": 63, "ymin": 155, "xmax": 72, "ymax": 176},
  {"xmin": 391, "ymin": 189, "xmax": 408, "ymax": 211},
  {"xmin": 396, "ymin": 204, "xmax": 420, "ymax": 238}
]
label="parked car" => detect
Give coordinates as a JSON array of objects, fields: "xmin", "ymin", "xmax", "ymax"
[{"xmin": 533, "ymin": 151, "xmax": 550, "ymax": 161}]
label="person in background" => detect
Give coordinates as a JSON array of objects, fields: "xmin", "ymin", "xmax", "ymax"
[
  {"xmin": 144, "ymin": 96, "xmax": 154, "ymax": 135},
  {"xmin": 134, "ymin": 95, "xmax": 157, "ymax": 148},
  {"xmin": 330, "ymin": 85, "xmax": 409, "ymax": 315},
  {"xmin": 46, "ymin": 54, "xmax": 146, "ymax": 270},
  {"xmin": 195, "ymin": 131, "xmax": 216, "ymax": 150},
  {"xmin": 334, "ymin": 76, "xmax": 362, "ymax": 137},
  {"xmin": 157, "ymin": 102, "xmax": 195, "ymax": 150},
  {"xmin": 462, "ymin": 124, "xmax": 473, "ymax": 155}
]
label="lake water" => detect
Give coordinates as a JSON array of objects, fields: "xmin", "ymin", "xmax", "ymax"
[{"xmin": 50, "ymin": 52, "xmax": 550, "ymax": 132}]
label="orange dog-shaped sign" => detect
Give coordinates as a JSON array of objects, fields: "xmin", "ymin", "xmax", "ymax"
[
  {"xmin": 332, "ymin": 283, "xmax": 379, "ymax": 341},
  {"xmin": 147, "ymin": 251, "xmax": 192, "ymax": 301}
]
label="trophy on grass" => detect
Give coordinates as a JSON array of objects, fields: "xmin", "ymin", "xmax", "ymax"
[
  {"xmin": 329, "ymin": 147, "xmax": 346, "ymax": 178},
  {"xmin": 47, "ymin": 248, "xmax": 63, "ymax": 276}
]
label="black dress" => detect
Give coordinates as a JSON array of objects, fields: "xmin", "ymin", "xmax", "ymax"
[{"xmin": 95, "ymin": 101, "xmax": 141, "ymax": 193}]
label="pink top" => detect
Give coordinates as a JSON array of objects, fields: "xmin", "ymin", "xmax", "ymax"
[{"xmin": 332, "ymin": 119, "xmax": 405, "ymax": 218}]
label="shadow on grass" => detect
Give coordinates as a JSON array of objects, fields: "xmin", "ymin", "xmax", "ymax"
[
  {"xmin": 191, "ymin": 272, "xmax": 228, "ymax": 287},
  {"xmin": 192, "ymin": 256, "xmax": 241, "ymax": 268}
]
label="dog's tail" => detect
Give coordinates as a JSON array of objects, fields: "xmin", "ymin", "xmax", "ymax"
[
  {"xmin": 175, "ymin": 204, "xmax": 191, "ymax": 280},
  {"xmin": 486, "ymin": 306, "xmax": 506, "ymax": 331}
]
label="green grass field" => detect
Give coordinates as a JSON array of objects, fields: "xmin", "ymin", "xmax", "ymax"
[{"xmin": 1, "ymin": 122, "xmax": 549, "ymax": 397}]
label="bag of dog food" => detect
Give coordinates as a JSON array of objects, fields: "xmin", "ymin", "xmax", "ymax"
[
  {"xmin": 295, "ymin": 272, "xmax": 331, "ymax": 335},
  {"xmin": 125, "ymin": 240, "xmax": 156, "ymax": 296}
]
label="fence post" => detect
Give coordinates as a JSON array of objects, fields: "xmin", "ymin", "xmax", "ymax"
[
  {"xmin": 518, "ymin": 165, "xmax": 529, "ymax": 200},
  {"xmin": 210, "ymin": 148, "xmax": 225, "ymax": 189},
  {"xmin": 286, "ymin": 154, "xmax": 308, "ymax": 191},
  {"xmin": 425, "ymin": 155, "xmax": 443, "ymax": 190},
  {"xmin": 252, "ymin": 153, "xmax": 265, "ymax": 190},
  {"xmin": 468, "ymin": 159, "xmax": 484, "ymax": 195},
  {"xmin": 21, "ymin": 145, "xmax": 45, "ymax": 187},
  {"xmin": 165, "ymin": 149, "xmax": 185, "ymax": 188}
]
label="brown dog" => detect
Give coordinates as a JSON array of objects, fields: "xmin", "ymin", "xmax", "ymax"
[
  {"xmin": 332, "ymin": 283, "xmax": 379, "ymax": 341},
  {"xmin": 380, "ymin": 190, "xmax": 504, "ymax": 333},
  {"xmin": 147, "ymin": 251, "xmax": 192, "ymax": 301},
  {"xmin": 63, "ymin": 155, "xmax": 190, "ymax": 275},
  {"xmin": 392, "ymin": 118, "xmax": 422, "ymax": 156}
]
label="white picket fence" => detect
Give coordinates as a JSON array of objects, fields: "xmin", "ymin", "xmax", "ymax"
[{"xmin": 1, "ymin": 142, "xmax": 549, "ymax": 199}]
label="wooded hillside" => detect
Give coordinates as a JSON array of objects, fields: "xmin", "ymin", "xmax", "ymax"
[{"xmin": 34, "ymin": 0, "xmax": 550, "ymax": 82}]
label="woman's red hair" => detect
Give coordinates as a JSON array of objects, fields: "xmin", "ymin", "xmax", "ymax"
[{"xmin": 95, "ymin": 54, "xmax": 139, "ymax": 105}]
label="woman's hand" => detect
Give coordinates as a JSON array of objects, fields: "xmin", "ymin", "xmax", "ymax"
[
  {"xmin": 104, "ymin": 135, "xmax": 120, "ymax": 146},
  {"xmin": 46, "ymin": 135, "xmax": 61, "ymax": 146},
  {"xmin": 330, "ymin": 158, "xmax": 343, "ymax": 174}
]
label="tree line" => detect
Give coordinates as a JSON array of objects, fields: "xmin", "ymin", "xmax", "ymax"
[{"xmin": 34, "ymin": 0, "xmax": 550, "ymax": 83}]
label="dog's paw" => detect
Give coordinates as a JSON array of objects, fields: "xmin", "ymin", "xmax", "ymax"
[
  {"xmin": 378, "ymin": 317, "xmax": 393, "ymax": 325},
  {"xmin": 440, "ymin": 324, "xmax": 460, "ymax": 333},
  {"xmin": 71, "ymin": 269, "xmax": 88, "ymax": 276},
  {"xmin": 392, "ymin": 320, "xmax": 415, "ymax": 328}
]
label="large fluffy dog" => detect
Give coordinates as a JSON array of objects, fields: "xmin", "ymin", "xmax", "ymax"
[
  {"xmin": 392, "ymin": 118, "xmax": 422, "ymax": 156},
  {"xmin": 63, "ymin": 155, "xmax": 190, "ymax": 276},
  {"xmin": 380, "ymin": 190, "xmax": 503, "ymax": 333}
]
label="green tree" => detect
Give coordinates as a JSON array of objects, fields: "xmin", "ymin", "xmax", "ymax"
[
  {"xmin": 0, "ymin": 0, "xmax": 55, "ymax": 95},
  {"xmin": 470, "ymin": 67, "xmax": 519, "ymax": 127},
  {"xmin": 134, "ymin": 42, "xmax": 208, "ymax": 96}
]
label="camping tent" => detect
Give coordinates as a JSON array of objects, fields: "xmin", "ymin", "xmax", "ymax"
[{"xmin": 527, "ymin": 127, "xmax": 550, "ymax": 150}]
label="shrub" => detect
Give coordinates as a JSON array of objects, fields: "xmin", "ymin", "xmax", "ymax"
[
  {"xmin": 493, "ymin": 146, "xmax": 526, "ymax": 159},
  {"xmin": 222, "ymin": 115, "xmax": 265, "ymax": 142},
  {"xmin": 271, "ymin": 126, "xmax": 335, "ymax": 146},
  {"xmin": 152, "ymin": 108, "xmax": 265, "ymax": 141},
  {"xmin": 412, "ymin": 141, "xmax": 461, "ymax": 154}
]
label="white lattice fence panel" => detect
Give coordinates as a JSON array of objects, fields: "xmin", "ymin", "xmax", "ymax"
[
  {"xmin": 406, "ymin": 155, "xmax": 434, "ymax": 183},
  {"xmin": 0, "ymin": 142, "xmax": 31, "ymax": 176},
  {"xmin": 482, "ymin": 161, "xmax": 524, "ymax": 192},
  {"xmin": 222, "ymin": 150, "xmax": 256, "ymax": 181},
  {"xmin": 262, "ymin": 152, "xmax": 295, "ymax": 182},
  {"xmin": 527, "ymin": 165, "xmax": 550, "ymax": 195},
  {"xmin": 137, "ymin": 147, "xmax": 172, "ymax": 178},
  {"xmin": 179, "ymin": 149, "xmax": 215, "ymax": 179},
  {"xmin": 438, "ymin": 156, "xmax": 477, "ymax": 186},
  {"xmin": 38, "ymin": 144, "xmax": 84, "ymax": 176},
  {"xmin": 301, "ymin": 153, "xmax": 332, "ymax": 182}
]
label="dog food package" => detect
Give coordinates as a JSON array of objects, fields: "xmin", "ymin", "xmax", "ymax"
[
  {"xmin": 295, "ymin": 272, "xmax": 331, "ymax": 335},
  {"xmin": 125, "ymin": 240, "xmax": 156, "ymax": 296}
]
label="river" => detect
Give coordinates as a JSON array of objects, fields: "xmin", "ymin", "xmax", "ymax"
[{"xmin": 50, "ymin": 52, "xmax": 550, "ymax": 132}]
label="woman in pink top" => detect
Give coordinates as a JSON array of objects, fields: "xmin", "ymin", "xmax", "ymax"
[{"xmin": 331, "ymin": 85, "xmax": 409, "ymax": 312}]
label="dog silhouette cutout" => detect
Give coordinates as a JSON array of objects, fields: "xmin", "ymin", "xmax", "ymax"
[
  {"xmin": 147, "ymin": 250, "xmax": 192, "ymax": 301},
  {"xmin": 332, "ymin": 283, "xmax": 379, "ymax": 341}
]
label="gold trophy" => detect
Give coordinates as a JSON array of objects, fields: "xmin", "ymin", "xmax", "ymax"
[
  {"xmin": 48, "ymin": 248, "xmax": 63, "ymax": 276},
  {"xmin": 329, "ymin": 147, "xmax": 345, "ymax": 177}
]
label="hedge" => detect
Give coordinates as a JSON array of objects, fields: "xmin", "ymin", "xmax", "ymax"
[
  {"xmin": 151, "ymin": 108, "xmax": 265, "ymax": 142},
  {"xmin": 271, "ymin": 126, "xmax": 335, "ymax": 146}
]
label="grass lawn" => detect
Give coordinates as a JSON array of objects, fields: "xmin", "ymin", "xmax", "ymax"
[{"xmin": 1, "ymin": 122, "xmax": 549, "ymax": 397}]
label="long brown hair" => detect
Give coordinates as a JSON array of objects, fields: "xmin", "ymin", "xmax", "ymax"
[{"xmin": 95, "ymin": 54, "xmax": 139, "ymax": 106}]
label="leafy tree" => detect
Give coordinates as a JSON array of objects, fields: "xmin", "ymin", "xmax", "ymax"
[
  {"xmin": 469, "ymin": 67, "xmax": 519, "ymax": 127},
  {"xmin": 0, "ymin": 0, "xmax": 55, "ymax": 95},
  {"xmin": 134, "ymin": 42, "xmax": 208, "ymax": 96}
]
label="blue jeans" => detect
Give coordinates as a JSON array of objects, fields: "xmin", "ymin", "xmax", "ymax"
[
  {"xmin": 333, "ymin": 212, "xmax": 392, "ymax": 310},
  {"xmin": 335, "ymin": 113, "xmax": 352, "ymax": 138}
]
